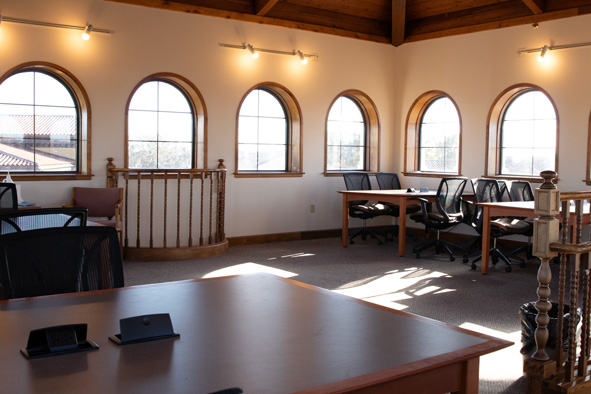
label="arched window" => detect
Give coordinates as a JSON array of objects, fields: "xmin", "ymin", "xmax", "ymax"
[
  {"xmin": 404, "ymin": 91, "xmax": 462, "ymax": 176},
  {"xmin": 236, "ymin": 83, "xmax": 302, "ymax": 177},
  {"xmin": 486, "ymin": 84, "xmax": 558, "ymax": 179},
  {"xmin": 126, "ymin": 74, "xmax": 206, "ymax": 169},
  {"xmin": 326, "ymin": 96, "xmax": 366, "ymax": 171},
  {"xmin": 0, "ymin": 63, "xmax": 90, "ymax": 179},
  {"xmin": 325, "ymin": 90, "xmax": 380, "ymax": 174}
]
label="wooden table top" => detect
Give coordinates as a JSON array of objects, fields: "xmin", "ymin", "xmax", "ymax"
[{"xmin": 0, "ymin": 274, "xmax": 511, "ymax": 394}]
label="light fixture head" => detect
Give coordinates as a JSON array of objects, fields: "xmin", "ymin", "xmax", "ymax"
[
  {"xmin": 0, "ymin": 15, "xmax": 3, "ymax": 26},
  {"xmin": 246, "ymin": 44, "xmax": 259, "ymax": 59},
  {"xmin": 82, "ymin": 24, "xmax": 93, "ymax": 40},
  {"xmin": 532, "ymin": 22, "xmax": 539, "ymax": 29},
  {"xmin": 538, "ymin": 44, "xmax": 548, "ymax": 61},
  {"xmin": 296, "ymin": 50, "xmax": 308, "ymax": 64}
]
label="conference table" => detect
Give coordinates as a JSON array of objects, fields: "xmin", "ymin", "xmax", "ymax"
[
  {"xmin": 339, "ymin": 189, "xmax": 437, "ymax": 257},
  {"xmin": 0, "ymin": 274, "xmax": 511, "ymax": 394}
]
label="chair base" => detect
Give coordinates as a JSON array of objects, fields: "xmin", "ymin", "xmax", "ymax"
[
  {"xmin": 412, "ymin": 234, "xmax": 465, "ymax": 262},
  {"xmin": 348, "ymin": 226, "xmax": 385, "ymax": 245},
  {"xmin": 470, "ymin": 244, "xmax": 526, "ymax": 273}
]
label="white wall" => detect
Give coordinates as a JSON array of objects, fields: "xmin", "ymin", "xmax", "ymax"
[{"xmin": 0, "ymin": 0, "xmax": 589, "ymax": 237}]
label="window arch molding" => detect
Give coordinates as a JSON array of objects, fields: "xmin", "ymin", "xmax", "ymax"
[
  {"xmin": 235, "ymin": 82, "xmax": 303, "ymax": 177},
  {"xmin": 0, "ymin": 61, "xmax": 91, "ymax": 180},
  {"xmin": 125, "ymin": 72, "xmax": 207, "ymax": 169},
  {"xmin": 324, "ymin": 89, "xmax": 380, "ymax": 175},
  {"xmin": 403, "ymin": 90, "xmax": 462, "ymax": 177},
  {"xmin": 485, "ymin": 83, "xmax": 559, "ymax": 181}
]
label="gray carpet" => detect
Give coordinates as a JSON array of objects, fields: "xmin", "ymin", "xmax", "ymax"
[{"xmin": 123, "ymin": 236, "xmax": 556, "ymax": 394}]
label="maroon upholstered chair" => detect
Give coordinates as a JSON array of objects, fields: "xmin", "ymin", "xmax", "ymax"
[{"xmin": 64, "ymin": 187, "xmax": 123, "ymax": 243}]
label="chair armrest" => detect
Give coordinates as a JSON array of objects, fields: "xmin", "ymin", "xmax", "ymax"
[
  {"xmin": 410, "ymin": 197, "xmax": 430, "ymax": 223},
  {"xmin": 63, "ymin": 200, "xmax": 74, "ymax": 208}
]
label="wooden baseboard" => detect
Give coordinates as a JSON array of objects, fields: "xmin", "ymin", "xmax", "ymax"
[{"xmin": 227, "ymin": 226, "xmax": 529, "ymax": 249}]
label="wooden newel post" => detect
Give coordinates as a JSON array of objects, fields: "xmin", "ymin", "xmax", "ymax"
[
  {"xmin": 106, "ymin": 157, "xmax": 116, "ymax": 188},
  {"xmin": 525, "ymin": 170, "xmax": 560, "ymax": 392}
]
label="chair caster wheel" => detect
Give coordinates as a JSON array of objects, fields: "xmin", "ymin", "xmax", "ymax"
[
  {"xmin": 471, "ymin": 264, "xmax": 477, "ymax": 270},
  {"xmin": 415, "ymin": 253, "xmax": 420, "ymax": 259},
  {"xmin": 349, "ymin": 240, "xmax": 354, "ymax": 245},
  {"xmin": 463, "ymin": 257, "xmax": 469, "ymax": 264},
  {"xmin": 450, "ymin": 257, "xmax": 455, "ymax": 262},
  {"xmin": 377, "ymin": 241, "xmax": 383, "ymax": 245},
  {"xmin": 505, "ymin": 266, "xmax": 512, "ymax": 272},
  {"xmin": 520, "ymin": 262, "xmax": 526, "ymax": 268}
]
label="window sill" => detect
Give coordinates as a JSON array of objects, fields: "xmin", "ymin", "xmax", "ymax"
[
  {"xmin": 234, "ymin": 172, "xmax": 304, "ymax": 178},
  {"xmin": 0, "ymin": 174, "xmax": 92, "ymax": 181},
  {"xmin": 402, "ymin": 171, "xmax": 462, "ymax": 178}
]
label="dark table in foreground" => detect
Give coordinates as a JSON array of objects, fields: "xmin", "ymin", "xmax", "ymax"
[{"xmin": 0, "ymin": 274, "xmax": 511, "ymax": 393}]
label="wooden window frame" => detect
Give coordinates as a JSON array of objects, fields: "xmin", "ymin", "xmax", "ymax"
[
  {"xmin": 324, "ymin": 90, "xmax": 380, "ymax": 177},
  {"xmin": 235, "ymin": 82, "xmax": 303, "ymax": 178},
  {"xmin": 125, "ymin": 73, "xmax": 207, "ymax": 170},
  {"xmin": 485, "ymin": 83, "xmax": 559, "ymax": 183},
  {"xmin": 403, "ymin": 90, "xmax": 462, "ymax": 178},
  {"xmin": 0, "ymin": 62, "xmax": 91, "ymax": 181}
]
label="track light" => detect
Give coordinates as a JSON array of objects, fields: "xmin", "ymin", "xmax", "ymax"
[
  {"xmin": 296, "ymin": 50, "xmax": 308, "ymax": 64},
  {"xmin": 246, "ymin": 44, "xmax": 259, "ymax": 59},
  {"xmin": 219, "ymin": 43, "xmax": 318, "ymax": 63},
  {"xmin": 0, "ymin": 16, "xmax": 113, "ymax": 36},
  {"xmin": 81, "ymin": 25, "xmax": 92, "ymax": 40},
  {"xmin": 537, "ymin": 45, "xmax": 548, "ymax": 61}
]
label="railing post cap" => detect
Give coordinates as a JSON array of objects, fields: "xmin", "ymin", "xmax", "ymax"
[{"xmin": 539, "ymin": 171, "xmax": 557, "ymax": 189}]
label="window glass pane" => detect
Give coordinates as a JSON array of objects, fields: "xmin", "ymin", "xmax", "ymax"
[
  {"xmin": 158, "ymin": 142, "xmax": 192, "ymax": 168},
  {"xmin": 500, "ymin": 90, "xmax": 556, "ymax": 175},
  {"xmin": 128, "ymin": 111, "xmax": 158, "ymax": 141},
  {"xmin": 259, "ymin": 118, "xmax": 287, "ymax": 145},
  {"xmin": 128, "ymin": 80, "xmax": 194, "ymax": 169},
  {"xmin": 128, "ymin": 141, "xmax": 157, "ymax": 168},
  {"xmin": 158, "ymin": 112, "xmax": 192, "ymax": 142},
  {"xmin": 158, "ymin": 82, "xmax": 191, "ymax": 113},
  {"xmin": 0, "ymin": 70, "xmax": 78, "ymax": 173},
  {"xmin": 129, "ymin": 82, "xmax": 158, "ymax": 111},
  {"xmin": 238, "ymin": 89, "xmax": 288, "ymax": 172},
  {"xmin": 258, "ymin": 144, "xmax": 286, "ymax": 171},
  {"xmin": 326, "ymin": 96, "xmax": 366, "ymax": 171},
  {"xmin": 418, "ymin": 97, "xmax": 459, "ymax": 173},
  {"xmin": 258, "ymin": 90, "xmax": 284, "ymax": 118}
]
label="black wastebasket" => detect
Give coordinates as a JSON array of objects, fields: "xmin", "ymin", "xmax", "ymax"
[{"xmin": 519, "ymin": 301, "xmax": 580, "ymax": 355}]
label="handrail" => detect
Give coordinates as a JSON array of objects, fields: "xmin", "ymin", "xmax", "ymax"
[{"xmin": 105, "ymin": 158, "xmax": 228, "ymax": 261}]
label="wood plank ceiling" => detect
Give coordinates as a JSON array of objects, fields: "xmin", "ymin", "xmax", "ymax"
[{"xmin": 107, "ymin": 0, "xmax": 591, "ymax": 46}]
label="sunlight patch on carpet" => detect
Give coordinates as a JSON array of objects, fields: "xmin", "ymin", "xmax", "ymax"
[{"xmin": 202, "ymin": 263, "xmax": 298, "ymax": 279}]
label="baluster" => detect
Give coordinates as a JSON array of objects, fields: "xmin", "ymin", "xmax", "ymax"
[
  {"xmin": 150, "ymin": 173, "xmax": 154, "ymax": 248},
  {"xmin": 163, "ymin": 171, "xmax": 168, "ymax": 248},
  {"xmin": 124, "ymin": 172, "xmax": 129, "ymax": 249},
  {"xmin": 176, "ymin": 172, "xmax": 181, "ymax": 248},
  {"xmin": 199, "ymin": 172, "xmax": 204, "ymax": 246},
  {"xmin": 219, "ymin": 170, "xmax": 226, "ymax": 240},
  {"xmin": 188, "ymin": 173, "xmax": 194, "ymax": 247},
  {"xmin": 208, "ymin": 172, "xmax": 214, "ymax": 244},
  {"xmin": 136, "ymin": 171, "xmax": 141, "ymax": 248},
  {"xmin": 556, "ymin": 201, "xmax": 569, "ymax": 369},
  {"xmin": 578, "ymin": 261, "xmax": 590, "ymax": 376},
  {"xmin": 565, "ymin": 252, "xmax": 581, "ymax": 382}
]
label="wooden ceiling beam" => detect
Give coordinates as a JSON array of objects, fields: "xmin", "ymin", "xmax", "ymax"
[
  {"xmin": 522, "ymin": 0, "xmax": 545, "ymax": 14},
  {"xmin": 256, "ymin": 0, "xmax": 279, "ymax": 16},
  {"xmin": 391, "ymin": 0, "xmax": 406, "ymax": 47}
]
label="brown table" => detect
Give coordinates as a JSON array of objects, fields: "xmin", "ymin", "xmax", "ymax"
[
  {"xmin": 339, "ymin": 189, "xmax": 437, "ymax": 256},
  {"xmin": 477, "ymin": 200, "xmax": 590, "ymax": 274},
  {"xmin": 0, "ymin": 274, "xmax": 511, "ymax": 394}
]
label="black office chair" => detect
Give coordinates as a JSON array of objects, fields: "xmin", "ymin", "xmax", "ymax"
[
  {"xmin": 465, "ymin": 178, "xmax": 530, "ymax": 272},
  {"xmin": 410, "ymin": 177, "xmax": 468, "ymax": 261},
  {"xmin": 0, "ymin": 207, "xmax": 88, "ymax": 234},
  {"xmin": 0, "ymin": 183, "xmax": 18, "ymax": 212},
  {"xmin": 343, "ymin": 172, "xmax": 392, "ymax": 245},
  {"xmin": 375, "ymin": 172, "xmax": 421, "ymax": 240},
  {"xmin": 0, "ymin": 226, "xmax": 124, "ymax": 299},
  {"xmin": 507, "ymin": 180, "xmax": 535, "ymax": 261}
]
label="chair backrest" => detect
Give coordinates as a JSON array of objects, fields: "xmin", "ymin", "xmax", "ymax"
[
  {"xmin": 0, "ymin": 226, "xmax": 124, "ymax": 300},
  {"xmin": 509, "ymin": 181, "xmax": 535, "ymax": 202},
  {"xmin": 434, "ymin": 177, "xmax": 468, "ymax": 220},
  {"xmin": 470, "ymin": 178, "xmax": 503, "ymax": 232},
  {"xmin": 0, "ymin": 183, "xmax": 18, "ymax": 213},
  {"xmin": 71, "ymin": 187, "xmax": 123, "ymax": 218},
  {"xmin": 375, "ymin": 173, "xmax": 402, "ymax": 190},
  {"xmin": 343, "ymin": 172, "xmax": 372, "ymax": 207},
  {"xmin": 0, "ymin": 207, "xmax": 88, "ymax": 235}
]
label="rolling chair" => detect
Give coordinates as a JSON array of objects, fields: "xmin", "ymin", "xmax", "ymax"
[
  {"xmin": 507, "ymin": 180, "xmax": 535, "ymax": 261},
  {"xmin": 343, "ymin": 173, "xmax": 392, "ymax": 245},
  {"xmin": 465, "ymin": 178, "xmax": 530, "ymax": 272},
  {"xmin": 375, "ymin": 172, "xmax": 421, "ymax": 240},
  {"xmin": 0, "ymin": 207, "xmax": 88, "ymax": 235},
  {"xmin": 410, "ymin": 177, "xmax": 468, "ymax": 261},
  {"xmin": 0, "ymin": 226, "xmax": 124, "ymax": 300}
]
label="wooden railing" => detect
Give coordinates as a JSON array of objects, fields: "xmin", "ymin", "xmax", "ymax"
[
  {"xmin": 106, "ymin": 158, "xmax": 228, "ymax": 261},
  {"xmin": 525, "ymin": 170, "xmax": 591, "ymax": 393}
]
